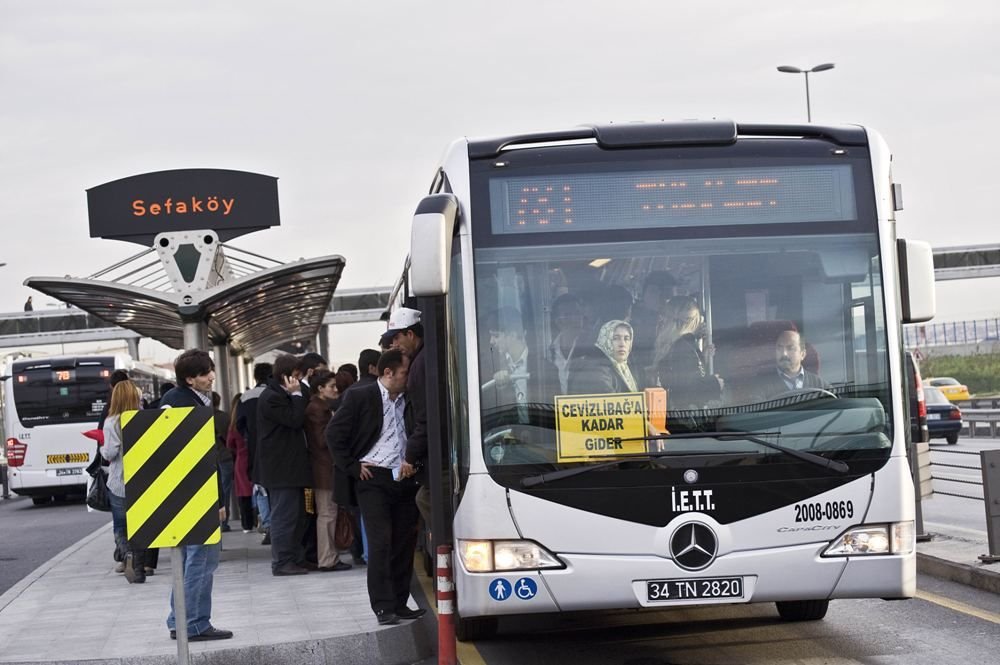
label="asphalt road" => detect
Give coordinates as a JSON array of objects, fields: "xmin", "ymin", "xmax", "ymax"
[
  {"xmin": 415, "ymin": 574, "xmax": 999, "ymax": 665},
  {"xmin": 0, "ymin": 494, "xmax": 110, "ymax": 596}
]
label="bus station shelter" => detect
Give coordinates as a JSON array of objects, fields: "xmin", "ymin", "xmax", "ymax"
[{"xmin": 23, "ymin": 168, "xmax": 351, "ymax": 406}]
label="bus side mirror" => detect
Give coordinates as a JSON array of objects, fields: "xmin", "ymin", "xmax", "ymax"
[
  {"xmin": 410, "ymin": 194, "xmax": 459, "ymax": 296},
  {"xmin": 897, "ymin": 239, "xmax": 935, "ymax": 324}
]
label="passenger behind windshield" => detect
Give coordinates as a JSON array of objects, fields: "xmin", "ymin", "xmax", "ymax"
[
  {"xmin": 569, "ymin": 320, "xmax": 643, "ymax": 395},
  {"xmin": 629, "ymin": 270, "xmax": 677, "ymax": 374},
  {"xmin": 649, "ymin": 296, "xmax": 723, "ymax": 409},
  {"xmin": 483, "ymin": 307, "xmax": 559, "ymax": 413},
  {"xmin": 754, "ymin": 329, "xmax": 832, "ymax": 401},
  {"xmin": 547, "ymin": 293, "xmax": 587, "ymax": 394}
]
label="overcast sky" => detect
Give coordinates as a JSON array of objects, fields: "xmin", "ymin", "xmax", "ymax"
[{"xmin": 2, "ymin": 0, "xmax": 998, "ymax": 365}]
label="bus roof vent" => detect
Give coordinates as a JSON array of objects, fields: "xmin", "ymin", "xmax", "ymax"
[{"xmin": 589, "ymin": 120, "xmax": 737, "ymax": 148}]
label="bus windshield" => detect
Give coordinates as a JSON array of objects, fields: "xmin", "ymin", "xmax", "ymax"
[
  {"xmin": 10, "ymin": 359, "xmax": 113, "ymax": 426},
  {"xmin": 470, "ymin": 149, "xmax": 891, "ymax": 477}
]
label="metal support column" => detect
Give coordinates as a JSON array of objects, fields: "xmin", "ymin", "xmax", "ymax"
[
  {"xmin": 233, "ymin": 352, "xmax": 247, "ymax": 394},
  {"xmin": 318, "ymin": 324, "xmax": 330, "ymax": 363},
  {"xmin": 213, "ymin": 344, "xmax": 232, "ymax": 408},
  {"xmin": 126, "ymin": 337, "xmax": 140, "ymax": 361},
  {"xmin": 181, "ymin": 319, "xmax": 207, "ymax": 351}
]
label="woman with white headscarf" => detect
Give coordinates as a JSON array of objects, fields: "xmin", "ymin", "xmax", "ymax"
[{"xmin": 569, "ymin": 320, "xmax": 642, "ymax": 395}]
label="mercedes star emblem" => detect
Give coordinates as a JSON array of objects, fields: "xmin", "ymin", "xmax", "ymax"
[
  {"xmin": 683, "ymin": 469, "xmax": 699, "ymax": 484},
  {"xmin": 670, "ymin": 522, "xmax": 718, "ymax": 571}
]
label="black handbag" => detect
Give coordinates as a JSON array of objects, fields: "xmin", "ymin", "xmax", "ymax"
[{"xmin": 86, "ymin": 467, "xmax": 111, "ymax": 512}]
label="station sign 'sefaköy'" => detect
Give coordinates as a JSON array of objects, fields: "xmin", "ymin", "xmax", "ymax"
[{"xmin": 87, "ymin": 169, "xmax": 280, "ymax": 245}]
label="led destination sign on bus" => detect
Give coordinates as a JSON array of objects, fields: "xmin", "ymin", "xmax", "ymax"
[{"xmin": 489, "ymin": 164, "xmax": 856, "ymax": 234}]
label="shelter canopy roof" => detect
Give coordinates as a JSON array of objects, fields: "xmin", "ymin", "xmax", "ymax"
[{"xmin": 26, "ymin": 255, "xmax": 345, "ymax": 356}]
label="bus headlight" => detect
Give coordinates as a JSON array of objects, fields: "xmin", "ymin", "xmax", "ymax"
[
  {"xmin": 822, "ymin": 522, "xmax": 914, "ymax": 556},
  {"xmin": 457, "ymin": 539, "xmax": 564, "ymax": 572}
]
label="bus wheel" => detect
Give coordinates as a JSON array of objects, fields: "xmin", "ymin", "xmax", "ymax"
[
  {"xmin": 31, "ymin": 496, "xmax": 52, "ymax": 506},
  {"xmin": 456, "ymin": 611, "xmax": 498, "ymax": 642},
  {"xmin": 775, "ymin": 599, "xmax": 829, "ymax": 621}
]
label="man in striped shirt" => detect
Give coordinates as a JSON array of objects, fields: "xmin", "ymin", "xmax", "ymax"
[{"xmin": 327, "ymin": 349, "xmax": 425, "ymax": 626}]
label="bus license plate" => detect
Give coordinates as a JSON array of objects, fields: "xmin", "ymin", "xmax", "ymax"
[
  {"xmin": 56, "ymin": 468, "xmax": 83, "ymax": 477},
  {"xmin": 646, "ymin": 577, "xmax": 744, "ymax": 602}
]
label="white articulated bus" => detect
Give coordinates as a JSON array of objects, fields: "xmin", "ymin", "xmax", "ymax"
[
  {"xmin": 2, "ymin": 355, "xmax": 169, "ymax": 504},
  {"xmin": 404, "ymin": 120, "xmax": 936, "ymax": 639}
]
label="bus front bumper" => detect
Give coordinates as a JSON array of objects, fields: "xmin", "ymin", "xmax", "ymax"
[{"xmin": 455, "ymin": 543, "xmax": 914, "ymax": 618}]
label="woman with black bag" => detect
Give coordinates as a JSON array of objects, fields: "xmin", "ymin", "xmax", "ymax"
[{"xmin": 101, "ymin": 380, "xmax": 148, "ymax": 583}]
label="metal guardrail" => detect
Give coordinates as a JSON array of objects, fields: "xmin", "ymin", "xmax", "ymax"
[
  {"xmin": 904, "ymin": 317, "xmax": 1000, "ymax": 347},
  {"xmin": 928, "ymin": 444, "xmax": 1000, "ymax": 562},
  {"xmin": 961, "ymin": 408, "xmax": 1000, "ymax": 438}
]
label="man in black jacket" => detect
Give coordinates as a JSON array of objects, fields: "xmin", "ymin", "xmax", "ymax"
[
  {"xmin": 327, "ymin": 348, "xmax": 424, "ymax": 626},
  {"xmin": 237, "ymin": 363, "xmax": 272, "ymax": 542},
  {"xmin": 159, "ymin": 349, "xmax": 233, "ymax": 642},
  {"xmin": 356, "ymin": 349, "xmax": 380, "ymax": 388},
  {"xmin": 256, "ymin": 354, "xmax": 312, "ymax": 576}
]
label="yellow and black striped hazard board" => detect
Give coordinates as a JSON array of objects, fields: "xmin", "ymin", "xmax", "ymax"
[{"xmin": 122, "ymin": 407, "xmax": 221, "ymax": 549}]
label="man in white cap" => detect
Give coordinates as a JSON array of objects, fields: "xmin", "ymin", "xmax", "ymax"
[{"xmin": 383, "ymin": 308, "xmax": 433, "ymax": 526}]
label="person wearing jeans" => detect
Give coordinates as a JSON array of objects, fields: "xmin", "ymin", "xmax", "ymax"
[
  {"xmin": 102, "ymin": 379, "xmax": 147, "ymax": 583},
  {"xmin": 157, "ymin": 349, "xmax": 232, "ymax": 641},
  {"xmin": 253, "ymin": 484, "xmax": 271, "ymax": 532},
  {"xmin": 256, "ymin": 353, "xmax": 312, "ymax": 576},
  {"xmin": 166, "ymin": 544, "xmax": 220, "ymax": 638}
]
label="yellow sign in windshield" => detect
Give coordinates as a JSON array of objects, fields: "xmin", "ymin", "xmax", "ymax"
[{"xmin": 555, "ymin": 393, "xmax": 648, "ymax": 462}]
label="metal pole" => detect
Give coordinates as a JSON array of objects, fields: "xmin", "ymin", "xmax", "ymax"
[
  {"xmin": 126, "ymin": 337, "xmax": 140, "ymax": 361},
  {"xmin": 804, "ymin": 71, "xmax": 812, "ymax": 122},
  {"xmin": 979, "ymin": 449, "xmax": 1000, "ymax": 563},
  {"xmin": 182, "ymin": 320, "xmax": 207, "ymax": 351},
  {"xmin": 172, "ymin": 546, "xmax": 191, "ymax": 664},
  {"xmin": 213, "ymin": 344, "xmax": 231, "ymax": 408}
]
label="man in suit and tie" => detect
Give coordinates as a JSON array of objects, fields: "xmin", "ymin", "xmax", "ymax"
[
  {"xmin": 756, "ymin": 329, "xmax": 832, "ymax": 400},
  {"xmin": 326, "ymin": 348, "xmax": 426, "ymax": 626}
]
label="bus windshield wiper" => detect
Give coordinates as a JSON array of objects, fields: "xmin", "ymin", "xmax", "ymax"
[{"xmin": 519, "ymin": 431, "xmax": 848, "ymax": 489}]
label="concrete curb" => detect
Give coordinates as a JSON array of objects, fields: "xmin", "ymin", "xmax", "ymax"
[
  {"xmin": 917, "ymin": 552, "xmax": 1000, "ymax": 594},
  {"xmin": 0, "ymin": 617, "xmax": 433, "ymax": 665},
  {"xmin": 0, "ymin": 522, "xmax": 112, "ymax": 613}
]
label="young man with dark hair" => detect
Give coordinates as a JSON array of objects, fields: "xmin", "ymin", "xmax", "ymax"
[
  {"xmin": 238, "ymin": 362, "xmax": 272, "ymax": 542},
  {"xmin": 257, "ymin": 353, "xmax": 312, "ymax": 576},
  {"xmin": 327, "ymin": 348, "xmax": 424, "ymax": 625},
  {"xmin": 97, "ymin": 369, "xmax": 133, "ymax": 429},
  {"xmin": 158, "ymin": 349, "xmax": 233, "ymax": 642},
  {"xmin": 357, "ymin": 349, "xmax": 381, "ymax": 386},
  {"xmin": 297, "ymin": 352, "xmax": 328, "ymax": 389}
]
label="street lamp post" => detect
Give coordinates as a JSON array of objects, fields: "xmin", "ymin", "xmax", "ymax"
[{"xmin": 776, "ymin": 63, "xmax": 835, "ymax": 122}]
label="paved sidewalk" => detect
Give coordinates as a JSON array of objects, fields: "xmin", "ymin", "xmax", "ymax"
[
  {"xmin": 0, "ymin": 527, "xmax": 432, "ymax": 665},
  {"xmin": 917, "ymin": 494, "xmax": 1000, "ymax": 593}
]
